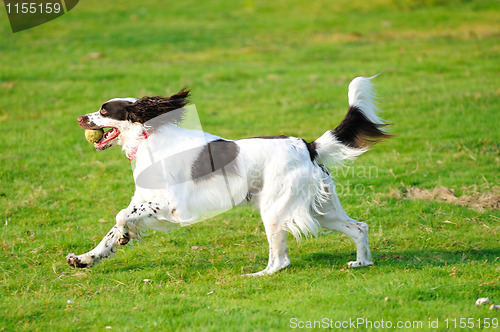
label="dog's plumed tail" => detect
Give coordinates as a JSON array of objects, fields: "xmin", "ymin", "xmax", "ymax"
[{"xmin": 313, "ymin": 76, "xmax": 391, "ymax": 166}]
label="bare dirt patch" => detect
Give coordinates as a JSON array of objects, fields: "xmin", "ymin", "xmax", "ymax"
[{"xmin": 390, "ymin": 185, "xmax": 500, "ymax": 211}]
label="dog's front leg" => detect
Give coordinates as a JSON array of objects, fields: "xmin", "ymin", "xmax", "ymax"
[
  {"xmin": 247, "ymin": 218, "xmax": 290, "ymax": 277},
  {"xmin": 66, "ymin": 225, "xmax": 123, "ymax": 268},
  {"xmin": 114, "ymin": 201, "xmax": 164, "ymax": 245},
  {"xmin": 66, "ymin": 201, "xmax": 163, "ymax": 268}
]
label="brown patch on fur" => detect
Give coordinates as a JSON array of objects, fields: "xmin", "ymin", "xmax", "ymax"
[
  {"xmin": 390, "ymin": 185, "xmax": 500, "ymax": 211},
  {"xmin": 128, "ymin": 88, "xmax": 190, "ymax": 124},
  {"xmin": 191, "ymin": 139, "xmax": 240, "ymax": 182},
  {"xmin": 333, "ymin": 106, "xmax": 392, "ymax": 148}
]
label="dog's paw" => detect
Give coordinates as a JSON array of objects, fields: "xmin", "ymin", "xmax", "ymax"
[
  {"xmin": 347, "ymin": 260, "xmax": 373, "ymax": 268},
  {"xmin": 66, "ymin": 253, "xmax": 91, "ymax": 268},
  {"xmin": 245, "ymin": 263, "xmax": 290, "ymax": 277},
  {"xmin": 116, "ymin": 233, "xmax": 130, "ymax": 245},
  {"xmin": 115, "ymin": 226, "xmax": 130, "ymax": 246},
  {"xmin": 245, "ymin": 268, "xmax": 274, "ymax": 277},
  {"xmin": 245, "ymin": 270, "xmax": 271, "ymax": 277}
]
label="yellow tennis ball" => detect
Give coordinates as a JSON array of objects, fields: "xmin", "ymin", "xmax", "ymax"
[{"xmin": 84, "ymin": 129, "xmax": 104, "ymax": 144}]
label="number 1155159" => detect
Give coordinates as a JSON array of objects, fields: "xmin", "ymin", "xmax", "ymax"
[
  {"xmin": 6, "ymin": 2, "xmax": 62, "ymax": 14},
  {"xmin": 444, "ymin": 318, "xmax": 498, "ymax": 329}
]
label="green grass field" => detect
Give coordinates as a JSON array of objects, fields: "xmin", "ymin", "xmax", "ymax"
[{"xmin": 1, "ymin": 0, "xmax": 499, "ymax": 330}]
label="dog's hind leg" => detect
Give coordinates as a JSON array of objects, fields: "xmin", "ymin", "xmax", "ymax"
[
  {"xmin": 316, "ymin": 186, "xmax": 373, "ymax": 268},
  {"xmin": 321, "ymin": 215, "xmax": 373, "ymax": 268},
  {"xmin": 246, "ymin": 217, "xmax": 290, "ymax": 277}
]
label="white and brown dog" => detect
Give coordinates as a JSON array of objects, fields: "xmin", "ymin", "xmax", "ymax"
[{"xmin": 66, "ymin": 76, "xmax": 390, "ymax": 276}]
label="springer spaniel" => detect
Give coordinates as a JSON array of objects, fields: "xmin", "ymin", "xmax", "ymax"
[{"xmin": 66, "ymin": 76, "xmax": 390, "ymax": 276}]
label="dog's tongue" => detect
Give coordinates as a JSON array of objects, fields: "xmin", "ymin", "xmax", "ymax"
[{"xmin": 95, "ymin": 128, "xmax": 120, "ymax": 149}]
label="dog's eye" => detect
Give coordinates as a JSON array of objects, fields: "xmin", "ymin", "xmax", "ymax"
[{"xmin": 100, "ymin": 109, "xmax": 108, "ymax": 115}]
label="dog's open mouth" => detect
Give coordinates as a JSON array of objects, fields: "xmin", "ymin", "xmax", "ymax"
[{"xmin": 95, "ymin": 127, "xmax": 120, "ymax": 150}]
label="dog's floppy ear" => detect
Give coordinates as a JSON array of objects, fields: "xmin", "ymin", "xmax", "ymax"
[{"xmin": 127, "ymin": 88, "xmax": 190, "ymax": 124}]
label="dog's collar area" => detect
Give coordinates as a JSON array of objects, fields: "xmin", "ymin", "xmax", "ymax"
[{"xmin": 127, "ymin": 131, "xmax": 149, "ymax": 161}]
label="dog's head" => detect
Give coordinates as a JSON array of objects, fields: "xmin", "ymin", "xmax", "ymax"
[{"xmin": 78, "ymin": 88, "xmax": 190, "ymax": 150}]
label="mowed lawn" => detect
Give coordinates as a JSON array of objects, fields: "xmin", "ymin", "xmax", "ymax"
[{"xmin": 1, "ymin": 0, "xmax": 499, "ymax": 330}]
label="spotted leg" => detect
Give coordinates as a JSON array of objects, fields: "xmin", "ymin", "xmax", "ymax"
[
  {"xmin": 66, "ymin": 200, "xmax": 167, "ymax": 268},
  {"xmin": 66, "ymin": 225, "xmax": 123, "ymax": 268},
  {"xmin": 114, "ymin": 201, "xmax": 165, "ymax": 245}
]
